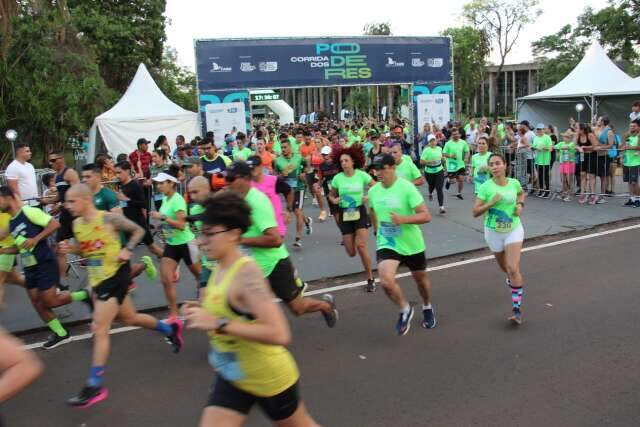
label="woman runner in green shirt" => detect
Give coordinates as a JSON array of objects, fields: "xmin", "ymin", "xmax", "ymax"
[
  {"xmin": 469, "ymin": 136, "xmax": 492, "ymax": 195},
  {"xmin": 420, "ymin": 135, "xmax": 446, "ymax": 214},
  {"xmin": 472, "ymin": 153, "xmax": 526, "ymax": 325},
  {"xmin": 328, "ymin": 146, "xmax": 376, "ymax": 292}
]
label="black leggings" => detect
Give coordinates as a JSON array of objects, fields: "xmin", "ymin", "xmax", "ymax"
[
  {"xmin": 537, "ymin": 165, "xmax": 550, "ymax": 191},
  {"xmin": 425, "ymin": 170, "xmax": 445, "ymax": 207}
]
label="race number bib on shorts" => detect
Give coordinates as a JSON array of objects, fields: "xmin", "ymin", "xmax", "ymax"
[
  {"xmin": 342, "ymin": 208, "xmax": 360, "ymax": 222},
  {"xmin": 495, "ymin": 218, "xmax": 513, "ymax": 233}
]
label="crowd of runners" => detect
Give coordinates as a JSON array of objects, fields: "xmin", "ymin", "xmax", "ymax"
[{"xmin": 1, "ymin": 108, "xmax": 639, "ymax": 425}]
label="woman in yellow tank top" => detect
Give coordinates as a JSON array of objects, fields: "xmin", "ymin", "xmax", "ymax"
[{"xmin": 182, "ymin": 191, "xmax": 319, "ymax": 427}]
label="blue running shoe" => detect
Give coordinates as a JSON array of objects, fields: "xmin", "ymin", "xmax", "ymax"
[
  {"xmin": 509, "ymin": 308, "xmax": 522, "ymax": 325},
  {"xmin": 396, "ymin": 306, "xmax": 414, "ymax": 336},
  {"xmin": 422, "ymin": 307, "xmax": 437, "ymax": 329}
]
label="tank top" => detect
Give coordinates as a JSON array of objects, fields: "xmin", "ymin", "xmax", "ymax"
[
  {"xmin": 73, "ymin": 210, "xmax": 122, "ymax": 287},
  {"xmin": 55, "ymin": 167, "xmax": 70, "ymax": 202},
  {"xmin": 203, "ymin": 257, "xmax": 299, "ymax": 397},
  {"xmin": 251, "ymin": 175, "xmax": 286, "ymax": 237},
  {"xmin": 597, "ymin": 127, "xmax": 610, "ymax": 156}
]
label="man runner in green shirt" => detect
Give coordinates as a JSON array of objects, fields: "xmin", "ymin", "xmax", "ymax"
[
  {"xmin": 389, "ymin": 143, "xmax": 425, "ymax": 186},
  {"xmin": 368, "ymin": 154, "xmax": 436, "ymax": 336},
  {"xmin": 225, "ymin": 161, "xmax": 338, "ymax": 327},
  {"xmin": 442, "ymin": 128, "xmax": 470, "ymax": 200}
]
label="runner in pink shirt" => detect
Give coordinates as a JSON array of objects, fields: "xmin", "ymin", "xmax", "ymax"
[{"xmin": 248, "ymin": 156, "xmax": 294, "ymax": 238}]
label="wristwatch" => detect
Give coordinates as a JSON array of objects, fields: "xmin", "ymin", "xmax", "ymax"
[{"xmin": 215, "ymin": 317, "xmax": 230, "ymax": 333}]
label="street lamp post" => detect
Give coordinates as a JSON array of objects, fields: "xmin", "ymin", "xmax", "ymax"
[
  {"xmin": 5, "ymin": 129, "xmax": 17, "ymax": 159},
  {"xmin": 575, "ymin": 103, "xmax": 584, "ymax": 124}
]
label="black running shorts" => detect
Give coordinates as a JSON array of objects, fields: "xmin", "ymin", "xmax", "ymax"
[
  {"xmin": 266, "ymin": 257, "xmax": 301, "ymax": 303},
  {"xmin": 376, "ymin": 249, "xmax": 427, "ymax": 272},
  {"xmin": 93, "ymin": 262, "xmax": 131, "ymax": 305}
]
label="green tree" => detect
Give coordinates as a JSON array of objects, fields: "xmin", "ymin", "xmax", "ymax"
[
  {"xmin": 67, "ymin": 0, "xmax": 167, "ymax": 93},
  {"xmin": 153, "ymin": 47, "xmax": 197, "ymax": 112},
  {"xmin": 442, "ymin": 26, "xmax": 490, "ymax": 115},
  {"xmin": 344, "ymin": 88, "xmax": 371, "ymax": 117},
  {"xmin": 463, "ymin": 0, "xmax": 541, "ymax": 116},
  {"xmin": 363, "ymin": 21, "xmax": 391, "ymax": 36}
]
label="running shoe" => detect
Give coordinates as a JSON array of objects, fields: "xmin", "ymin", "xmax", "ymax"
[
  {"xmin": 456, "ymin": 194, "xmax": 464, "ymax": 200},
  {"xmin": 505, "ymin": 277, "xmax": 512, "ymax": 287},
  {"xmin": 318, "ymin": 210, "xmax": 327, "ymax": 222},
  {"xmin": 509, "ymin": 308, "xmax": 522, "ymax": 325},
  {"xmin": 542, "ymin": 191, "xmax": 550, "ymax": 199},
  {"xmin": 623, "ymin": 198, "xmax": 634, "ymax": 207},
  {"xmin": 536, "ymin": 191, "xmax": 543, "ymax": 197},
  {"xmin": 142, "ymin": 255, "xmax": 157, "ymax": 280},
  {"xmin": 596, "ymin": 196, "xmax": 607, "ymax": 204},
  {"xmin": 563, "ymin": 196, "xmax": 572, "ymax": 202},
  {"xmin": 165, "ymin": 318, "xmax": 184, "ymax": 353},
  {"xmin": 67, "ymin": 386, "xmax": 108, "ymax": 408},
  {"xmin": 321, "ymin": 294, "xmax": 338, "ymax": 328},
  {"xmin": 634, "ymin": 200, "xmax": 640, "ymax": 208},
  {"xmin": 293, "ymin": 238, "xmax": 302, "ymax": 248},
  {"xmin": 305, "ymin": 217, "xmax": 313, "ymax": 235},
  {"xmin": 422, "ymin": 307, "xmax": 437, "ymax": 329},
  {"xmin": 42, "ymin": 333, "xmax": 72, "ymax": 350},
  {"xmin": 588, "ymin": 195, "xmax": 598, "ymax": 205},
  {"xmin": 579, "ymin": 195, "xmax": 588, "ymax": 204},
  {"xmin": 445, "ymin": 180, "xmax": 451, "ymax": 190},
  {"xmin": 312, "ymin": 197, "xmax": 318, "ymax": 206},
  {"xmin": 396, "ymin": 306, "xmax": 414, "ymax": 336},
  {"xmin": 365, "ymin": 278, "xmax": 376, "ymax": 293},
  {"xmin": 439, "ymin": 206, "xmax": 446, "ymax": 214}
]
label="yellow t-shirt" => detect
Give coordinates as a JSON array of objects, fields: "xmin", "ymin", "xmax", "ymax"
[
  {"xmin": 203, "ymin": 257, "xmax": 299, "ymax": 397},
  {"xmin": 72, "ymin": 211, "xmax": 122, "ymax": 287},
  {"xmin": 0, "ymin": 213, "xmax": 15, "ymax": 248}
]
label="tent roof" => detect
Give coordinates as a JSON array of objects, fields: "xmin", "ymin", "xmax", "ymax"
[
  {"xmin": 97, "ymin": 63, "xmax": 196, "ymax": 120},
  {"xmin": 521, "ymin": 42, "xmax": 640, "ymax": 100}
]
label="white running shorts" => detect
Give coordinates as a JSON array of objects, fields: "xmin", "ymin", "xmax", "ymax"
[{"xmin": 484, "ymin": 224, "xmax": 524, "ymax": 253}]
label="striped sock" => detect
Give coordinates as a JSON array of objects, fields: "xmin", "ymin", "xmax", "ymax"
[{"xmin": 510, "ymin": 285, "xmax": 523, "ymax": 311}]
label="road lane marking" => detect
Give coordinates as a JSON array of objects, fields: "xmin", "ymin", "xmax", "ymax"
[{"xmin": 22, "ymin": 223, "xmax": 640, "ymax": 350}]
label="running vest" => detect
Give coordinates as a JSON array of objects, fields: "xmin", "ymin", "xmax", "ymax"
[
  {"xmin": 55, "ymin": 167, "xmax": 71, "ymax": 202},
  {"xmin": 203, "ymin": 257, "xmax": 299, "ymax": 397},
  {"xmin": 251, "ymin": 175, "xmax": 286, "ymax": 237},
  {"xmin": 73, "ymin": 211, "xmax": 122, "ymax": 287}
]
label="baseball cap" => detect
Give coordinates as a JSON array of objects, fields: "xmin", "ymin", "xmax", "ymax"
[
  {"xmin": 225, "ymin": 161, "xmax": 252, "ymax": 181},
  {"xmin": 246, "ymin": 155, "xmax": 262, "ymax": 169},
  {"xmin": 427, "ymin": 134, "xmax": 437, "ymax": 142},
  {"xmin": 535, "ymin": 123, "xmax": 545, "ymax": 130},
  {"xmin": 137, "ymin": 138, "xmax": 149, "ymax": 146},
  {"xmin": 372, "ymin": 154, "xmax": 395, "ymax": 169},
  {"xmin": 151, "ymin": 172, "xmax": 179, "ymax": 183},
  {"xmin": 320, "ymin": 146, "xmax": 332, "ymax": 155}
]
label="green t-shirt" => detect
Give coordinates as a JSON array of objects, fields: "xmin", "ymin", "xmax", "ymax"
[
  {"xmin": 232, "ymin": 147, "xmax": 253, "ymax": 161},
  {"xmin": 330, "ymin": 170, "xmax": 372, "ymax": 208},
  {"xmin": 396, "ymin": 156, "xmax": 422, "ymax": 183},
  {"xmin": 532, "ymin": 134, "xmax": 553, "ymax": 166},
  {"xmin": 442, "ymin": 139, "xmax": 470, "ymax": 172},
  {"xmin": 94, "ymin": 187, "xmax": 118, "ymax": 212},
  {"xmin": 159, "ymin": 192, "xmax": 194, "ymax": 245},
  {"xmin": 420, "ymin": 146, "xmax": 443, "ymax": 174},
  {"xmin": 363, "ymin": 141, "xmax": 374, "ymax": 155},
  {"xmin": 497, "ymin": 123, "xmax": 506, "ymax": 140},
  {"xmin": 471, "ymin": 152, "xmax": 492, "ymax": 187},
  {"xmin": 624, "ymin": 135, "xmax": 640, "ymax": 167},
  {"xmin": 554, "ymin": 141, "xmax": 576, "ymax": 163},
  {"xmin": 271, "ymin": 139, "xmax": 282, "ymax": 156},
  {"xmin": 368, "ymin": 178, "xmax": 426, "ymax": 256},
  {"xmin": 274, "ymin": 154, "xmax": 306, "ymax": 190},
  {"xmin": 289, "ymin": 137, "xmax": 300, "ymax": 154},
  {"xmin": 346, "ymin": 135, "xmax": 362, "ymax": 147},
  {"xmin": 476, "ymin": 178, "xmax": 522, "ymax": 233},
  {"xmin": 243, "ymin": 188, "xmax": 288, "ymax": 276}
]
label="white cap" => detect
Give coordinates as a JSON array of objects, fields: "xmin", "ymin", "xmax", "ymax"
[
  {"xmin": 427, "ymin": 134, "xmax": 437, "ymax": 141},
  {"xmin": 152, "ymin": 172, "xmax": 179, "ymax": 183},
  {"xmin": 320, "ymin": 146, "xmax": 332, "ymax": 155}
]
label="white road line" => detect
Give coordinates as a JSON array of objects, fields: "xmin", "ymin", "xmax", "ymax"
[{"xmin": 22, "ymin": 223, "xmax": 640, "ymax": 350}]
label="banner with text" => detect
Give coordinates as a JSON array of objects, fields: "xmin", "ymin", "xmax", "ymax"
[
  {"xmin": 205, "ymin": 102, "xmax": 247, "ymax": 138},
  {"xmin": 416, "ymin": 93, "xmax": 451, "ymax": 129}
]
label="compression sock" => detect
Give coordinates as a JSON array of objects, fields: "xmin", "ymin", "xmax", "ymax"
[
  {"xmin": 47, "ymin": 318, "xmax": 68, "ymax": 337},
  {"xmin": 87, "ymin": 365, "xmax": 105, "ymax": 388},
  {"xmin": 510, "ymin": 285, "xmax": 524, "ymax": 311},
  {"xmin": 70, "ymin": 289, "xmax": 89, "ymax": 302},
  {"xmin": 155, "ymin": 320, "xmax": 172, "ymax": 336}
]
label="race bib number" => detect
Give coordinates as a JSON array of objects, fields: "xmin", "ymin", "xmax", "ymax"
[
  {"xmin": 495, "ymin": 218, "xmax": 513, "ymax": 233},
  {"xmin": 342, "ymin": 208, "xmax": 360, "ymax": 222},
  {"xmin": 20, "ymin": 251, "xmax": 37, "ymax": 268},
  {"xmin": 449, "ymin": 160, "xmax": 458, "ymax": 170},
  {"xmin": 426, "ymin": 160, "xmax": 441, "ymax": 167},
  {"xmin": 161, "ymin": 223, "xmax": 174, "ymax": 241},
  {"xmin": 380, "ymin": 221, "xmax": 401, "ymax": 238},
  {"xmin": 208, "ymin": 349, "xmax": 245, "ymax": 382},
  {"xmin": 86, "ymin": 258, "xmax": 105, "ymax": 282}
]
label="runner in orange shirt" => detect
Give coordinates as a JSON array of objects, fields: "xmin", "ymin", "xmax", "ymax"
[
  {"xmin": 300, "ymin": 131, "xmax": 327, "ymax": 221},
  {"xmin": 255, "ymin": 139, "xmax": 276, "ymax": 175}
]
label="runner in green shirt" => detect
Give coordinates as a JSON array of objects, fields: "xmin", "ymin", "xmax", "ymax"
[
  {"xmin": 442, "ymin": 128, "xmax": 470, "ymax": 200},
  {"xmin": 389, "ymin": 142, "xmax": 425, "ymax": 186},
  {"xmin": 531, "ymin": 124, "xmax": 553, "ymax": 197},
  {"xmin": 620, "ymin": 119, "xmax": 640, "ymax": 207},
  {"xmin": 274, "ymin": 140, "xmax": 312, "ymax": 247},
  {"xmin": 420, "ymin": 135, "xmax": 446, "ymax": 213},
  {"xmin": 81, "ymin": 165, "xmax": 119, "ymax": 212},
  {"xmin": 469, "ymin": 136, "xmax": 492, "ymax": 194},
  {"xmin": 368, "ymin": 154, "xmax": 436, "ymax": 336},
  {"xmin": 225, "ymin": 161, "xmax": 338, "ymax": 327},
  {"xmin": 151, "ymin": 171, "xmax": 201, "ymax": 318},
  {"xmin": 328, "ymin": 145, "xmax": 376, "ymax": 291},
  {"xmin": 472, "ymin": 152, "xmax": 526, "ymax": 325}
]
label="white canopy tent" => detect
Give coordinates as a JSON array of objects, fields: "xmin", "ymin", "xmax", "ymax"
[
  {"xmin": 517, "ymin": 42, "xmax": 640, "ymax": 131},
  {"xmin": 88, "ymin": 63, "xmax": 200, "ymax": 160}
]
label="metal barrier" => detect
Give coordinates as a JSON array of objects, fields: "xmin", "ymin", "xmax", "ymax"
[{"xmin": 0, "ymin": 168, "xmax": 56, "ymax": 201}]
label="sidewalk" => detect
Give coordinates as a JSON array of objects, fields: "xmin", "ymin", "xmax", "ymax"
[{"xmin": 1, "ymin": 181, "xmax": 637, "ymax": 333}]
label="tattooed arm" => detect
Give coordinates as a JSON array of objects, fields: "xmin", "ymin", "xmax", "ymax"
[
  {"xmin": 103, "ymin": 212, "xmax": 145, "ymax": 252},
  {"xmin": 183, "ymin": 262, "xmax": 291, "ymax": 346}
]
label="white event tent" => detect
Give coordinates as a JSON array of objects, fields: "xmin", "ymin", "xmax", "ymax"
[
  {"xmin": 517, "ymin": 42, "xmax": 640, "ymax": 131},
  {"xmin": 88, "ymin": 63, "xmax": 200, "ymax": 160}
]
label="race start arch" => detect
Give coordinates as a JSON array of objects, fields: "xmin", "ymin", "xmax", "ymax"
[{"xmin": 194, "ymin": 36, "xmax": 454, "ymax": 134}]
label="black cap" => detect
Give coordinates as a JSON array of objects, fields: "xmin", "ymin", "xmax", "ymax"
[
  {"xmin": 137, "ymin": 138, "xmax": 148, "ymax": 146},
  {"xmin": 225, "ymin": 161, "xmax": 252, "ymax": 180},
  {"xmin": 246, "ymin": 155, "xmax": 262, "ymax": 169},
  {"xmin": 372, "ymin": 154, "xmax": 395, "ymax": 169}
]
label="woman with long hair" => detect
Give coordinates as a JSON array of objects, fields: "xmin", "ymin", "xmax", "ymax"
[
  {"xmin": 472, "ymin": 153, "xmax": 526, "ymax": 325},
  {"xmin": 328, "ymin": 145, "xmax": 376, "ymax": 292},
  {"xmin": 95, "ymin": 154, "xmax": 117, "ymax": 192},
  {"xmin": 576, "ymin": 123, "xmax": 599, "ymax": 204}
]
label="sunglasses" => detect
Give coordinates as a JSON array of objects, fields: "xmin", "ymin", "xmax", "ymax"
[{"xmin": 48, "ymin": 158, "xmax": 61, "ymax": 163}]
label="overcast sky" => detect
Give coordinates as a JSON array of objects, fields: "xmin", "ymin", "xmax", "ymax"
[{"xmin": 165, "ymin": 0, "xmax": 610, "ymax": 70}]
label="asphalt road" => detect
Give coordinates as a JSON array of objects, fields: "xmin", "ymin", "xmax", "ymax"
[{"xmin": 3, "ymin": 226, "xmax": 640, "ymax": 426}]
